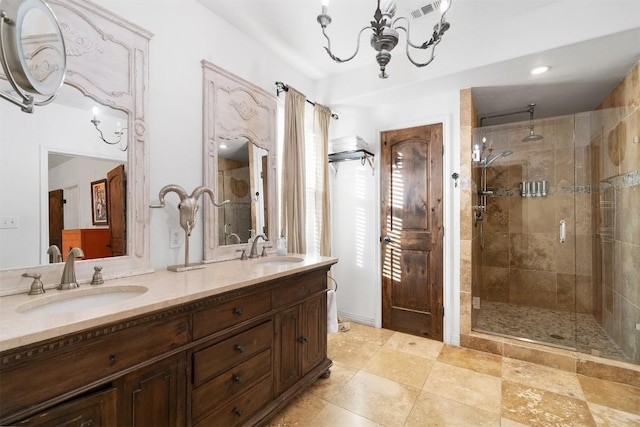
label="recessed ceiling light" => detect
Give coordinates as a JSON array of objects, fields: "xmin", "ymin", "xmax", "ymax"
[{"xmin": 530, "ymin": 65, "xmax": 550, "ymax": 75}]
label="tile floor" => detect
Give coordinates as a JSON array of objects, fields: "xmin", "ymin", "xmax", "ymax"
[
  {"xmin": 475, "ymin": 301, "xmax": 629, "ymax": 362},
  {"xmin": 267, "ymin": 323, "xmax": 640, "ymax": 426}
]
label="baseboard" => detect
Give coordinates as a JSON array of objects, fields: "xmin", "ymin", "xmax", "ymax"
[{"xmin": 337, "ymin": 310, "xmax": 375, "ymax": 327}]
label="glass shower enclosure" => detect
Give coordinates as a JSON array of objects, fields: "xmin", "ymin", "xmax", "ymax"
[{"xmin": 470, "ymin": 107, "xmax": 639, "ymax": 365}]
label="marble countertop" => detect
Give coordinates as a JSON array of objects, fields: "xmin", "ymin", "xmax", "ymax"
[{"xmin": 0, "ymin": 254, "xmax": 338, "ymax": 352}]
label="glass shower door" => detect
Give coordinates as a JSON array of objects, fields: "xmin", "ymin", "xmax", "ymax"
[{"xmin": 472, "ymin": 115, "xmax": 579, "ymax": 350}]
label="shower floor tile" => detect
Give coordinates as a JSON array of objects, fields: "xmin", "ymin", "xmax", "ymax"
[{"xmin": 475, "ymin": 301, "xmax": 628, "ymax": 362}]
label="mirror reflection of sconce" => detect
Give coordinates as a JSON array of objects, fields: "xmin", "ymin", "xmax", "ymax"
[
  {"xmin": 91, "ymin": 106, "xmax": 128, "ymax": 151},
  {"xmin": 0, "ymin": 0, "xmax": 66, "ymax": 113}
]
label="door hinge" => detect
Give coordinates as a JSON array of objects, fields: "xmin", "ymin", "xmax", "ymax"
[
  {"xmin": 440, "ymin": 306, "xmax": 445, "ymax": 317},
  {"xmin": 442, "ymin": 145, "xmax": 444, "ymax": 156}
]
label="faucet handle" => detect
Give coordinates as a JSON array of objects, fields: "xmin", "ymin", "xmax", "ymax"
[
  {"xmin": 236, "ymin": 249, "xmax": 248, "ymax": 260},
  {"xmin": 91, "ymin": 266, "xmax": 104, "ymax": 285},
  {"xmin": 261, "ymin": 246, "xmax": 273, "ymax": 257},
  {"xmin": 22, "ymin": 272, "xmax": 45, "ymax": 295}
]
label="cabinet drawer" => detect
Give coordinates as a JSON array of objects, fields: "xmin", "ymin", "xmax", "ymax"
[
  {"xmin": 194, "ymin": 376, "xmax": 272, "ymax": 427},
  {"xmin": 193, "ymin": 290, "xmax": 271, "ymax": 340},
  {"xmin": 272, "ymin": 269, "xmax": 327, "ymax": 308},
  {"xmin": 192, "ymin": 349, "xmax": 271, "ymax": 421},
  {"xmin": 193, "ymin": 321, "xmax": 272, "ymax": 386},
  {"xmin": 0, "ymin": 315, "xmax": 189, "ymax": 421}
]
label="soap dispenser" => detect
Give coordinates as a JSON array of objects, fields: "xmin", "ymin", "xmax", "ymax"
[{"xmin": 276, "ymin": 229, "xmax": 287, "ymax": 256}]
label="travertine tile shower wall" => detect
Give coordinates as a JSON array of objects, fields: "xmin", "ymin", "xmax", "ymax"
[
  {"xmin": 592, "ymin": 61, "xmax": 639, "ymax": 362},
  {"xmin": 476, "ymin": 115, "xmax": 593, "ymax": 314}
]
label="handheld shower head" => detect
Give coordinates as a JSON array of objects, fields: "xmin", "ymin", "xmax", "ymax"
[{"xmin": 482, "ymin": 150, "xmax": 512, "ymax": 168}]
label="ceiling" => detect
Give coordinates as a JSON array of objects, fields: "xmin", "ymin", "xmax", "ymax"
[{"xmin": 199, "ymin": 0, "xmax": 640, "ymax": 124}]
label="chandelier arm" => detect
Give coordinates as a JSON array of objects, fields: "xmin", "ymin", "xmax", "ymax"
[
  {"xmin": 393, "ymin": 25, "xmax": 437, "ymax": 68},
  {"xmin": 391, "ymin": 17, "xmax": 423, "ymax": 50},
  {"xmin": 321, "ymin": 25, "xmax": 375, "ymax": 63}
]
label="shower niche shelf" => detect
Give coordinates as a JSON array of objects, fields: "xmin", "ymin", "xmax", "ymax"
[{"xmin": 328, "ymin": 149, "xmax": 375, "ymax": 175}]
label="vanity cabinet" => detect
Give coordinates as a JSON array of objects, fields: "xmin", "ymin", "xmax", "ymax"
[
  {"xmin": 273, "ymin": 270, "xmax": 328, "ymax": 395},
  {"xmin": 9, "ymin": 388, "xmax": 117, "ymax": 426},
  {"xmin": 0, "ymin": 265, "xmax": 332, "ymax": 426},
  {"xmin": 116, "ymin": 353, "xmax": 187, "ymax": 426}
]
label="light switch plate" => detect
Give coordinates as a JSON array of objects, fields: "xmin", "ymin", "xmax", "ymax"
[
  {"xmin": 0, "ymin": 216, "xmax": 18, "ymax": 229},
  {"xmin": 170, "ymin": 228, "xmax": 183, "ymax": 248}
]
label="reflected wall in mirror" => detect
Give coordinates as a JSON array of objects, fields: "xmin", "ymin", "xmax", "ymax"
[
  {"xmin": 217, "ymin": 137, "xmax": 269, "ymax": 246},
  {"xmin": 0, "ymin": 0, "xmax": 151, "ymax": 296},
  {"xmin": 202, "ymin": 61, "xmax": 277, "ymax": 261},
  {"xmin": 0, "ymin": 82, "xmax": 127, "ymax": 269}
]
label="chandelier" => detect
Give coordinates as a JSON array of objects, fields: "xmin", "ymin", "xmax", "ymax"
[{"xmin": 316, "ymin": 0, "xmax": 452, "ymax": 79}]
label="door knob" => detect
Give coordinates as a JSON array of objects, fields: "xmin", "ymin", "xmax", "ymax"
[{"xmin": 381, "ymin": 236, "xmax": 391, "ymax": 244}]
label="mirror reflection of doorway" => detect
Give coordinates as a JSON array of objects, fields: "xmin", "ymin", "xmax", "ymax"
[{"xmin": 47, "ymin": 154, "xmax": 124, "ymax": 262}]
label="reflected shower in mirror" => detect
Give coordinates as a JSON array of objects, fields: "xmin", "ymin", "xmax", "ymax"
[{"xmin": 217, "ymin": 137, "xmax": 269, "ymax": 246}]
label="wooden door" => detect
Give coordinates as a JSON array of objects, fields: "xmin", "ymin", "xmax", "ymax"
[
  {"xmin": 381, "ymin": 124, "xmax": 444, "ymax": 340},
  {"xmin": 48, "ymin": 189, "xmax": 64, "ymax": 260},
  {"xmin": 107, "ymin": 164, "xmax": 126, "ymax": 256}
]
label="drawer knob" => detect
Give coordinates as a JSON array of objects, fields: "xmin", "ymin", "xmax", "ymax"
[
  {"xmin": 233, "ymin": 375, "xmax": 243, "ymax": 384},
  {"xmin": 109, "ymin": 353, "xmax": 116, "ymax": 365},
  {"xmin": 234, "ymin": 408, "xmax": 244, "ymax": 417},
  {"xmin": 234, "ymin": 307, "xmax": 243, "ymax": 316},
  {"xmin": 235, "ymin": 344, "xmax": 246, "ymax": 353},
  {"xmin": 298, "ymin": 336, "xmax": 309, "ymax": 344}
]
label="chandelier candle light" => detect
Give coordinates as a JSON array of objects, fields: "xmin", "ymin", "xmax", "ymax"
[{"xmin": 317, "ymin": 0, "xmax": 452, "ymax": 78}]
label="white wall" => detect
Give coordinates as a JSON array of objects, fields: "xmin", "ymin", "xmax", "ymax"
[
  {"xmin": 88, "ymin": 0, "xmax": 315, "ymax": 269},
  {"xmin": 328, "ymin": 88, "xmax": 461, "ymax": 344}
]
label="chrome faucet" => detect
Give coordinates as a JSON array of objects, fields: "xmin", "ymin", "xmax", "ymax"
[
  {"xmin": 249, "ymin": 234, "xmax": 268, "ymax": 258},
  {"xmin": 58, "ymin": 247, "xmax": 84, "ymax": 290}
]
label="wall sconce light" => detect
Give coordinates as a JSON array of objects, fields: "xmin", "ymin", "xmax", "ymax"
[{"xmin": 90, "ymin": 106, "xmax": 127, "ymax": 151}]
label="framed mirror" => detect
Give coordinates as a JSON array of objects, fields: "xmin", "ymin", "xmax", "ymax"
[
  {"xmin": 0, "ymin": 0, "xmax": 152, "ymax": 295},
  {"xmin": 202, "ymin": 61, "xmax": 278, "ymax": 262}
]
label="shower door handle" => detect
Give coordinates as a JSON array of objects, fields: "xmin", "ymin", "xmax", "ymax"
[{"xmin": 559, "ymin": 220, "xmax": 566, "ymax": 244}]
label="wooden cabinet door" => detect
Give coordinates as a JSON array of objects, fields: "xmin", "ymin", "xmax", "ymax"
[
  {"xmin": 117, "ymin": 353, "xmax": 186, "ymax": 427},
  {"xmin": 274, "ymin": 293, "xmax": 328, "ymax": 395},
  {"xmin": 15, "ymin": 388, "xmax": 116, "ymax": 426},
  {"xmin": 273, "ymin": 305, "xmax": 301, "ymax": 395},
  {"xmin": 301, "ymin": 293, "xmax": 327, "ymax": 375}
]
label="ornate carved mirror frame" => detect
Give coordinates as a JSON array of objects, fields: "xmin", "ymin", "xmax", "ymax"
[
  {"xmin": 0, "ymin": 0, "xmax": 152, "ymax": 295},
  {"xmin": 201, "ymin": 61, "xmax": 278, "ymax": 262}
]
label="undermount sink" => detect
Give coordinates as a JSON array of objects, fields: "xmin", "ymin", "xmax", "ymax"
[
  {"xmin": 17, "ymin": 285, "xmax": 149, "ymax": 315},
  {"xmin": 254, "ymin": 256, "xmax": 304, "ymax": 266}
]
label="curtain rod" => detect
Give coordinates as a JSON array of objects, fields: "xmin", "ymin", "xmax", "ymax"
[{"xmin": 275, "ymin": 81, "xmax": 339, "ymax": 120}]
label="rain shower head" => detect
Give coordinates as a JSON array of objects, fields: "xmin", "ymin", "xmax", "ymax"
[
  {"xmin": 522, "ymin": 129, "xmax": 544, "ymax": 142},
  {"xmin": 482, "ymin": 150, "xmax": 512, "ymax": 168},
  {"xmin": 522, "ymin": 103, "xmax": 544, "ymax": 142}
]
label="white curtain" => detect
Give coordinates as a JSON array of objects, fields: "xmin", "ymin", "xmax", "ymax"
[
  {"xmin": 280, "ymin": 87, "xmax": 306, "ymax": 254},
  {"xmin": 314, "ymin": 104, "xmax": 332, "ymax": 257}
]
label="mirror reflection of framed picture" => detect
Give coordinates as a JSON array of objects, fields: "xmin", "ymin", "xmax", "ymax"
[{"xmin": 91, "ymin": 179, "xmax": 108, "ymax": 225}]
